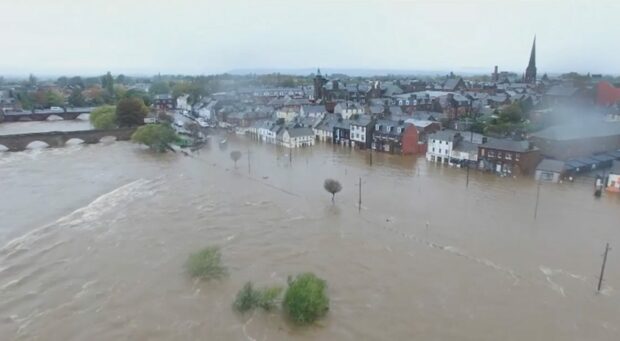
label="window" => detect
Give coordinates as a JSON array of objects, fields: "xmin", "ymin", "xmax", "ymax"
[
  {"xmin": 488, "ymin": 150, "xmax": 496, "ymax": 158},
  {"xmin": 497, "ymin": 152, "xmax": 503, "ymax": 159},
  {"xmin": 445, "ymin": 150, "xmax": 448, "ymax": 155},
  {"xmin": 480, "ymin": 148, "xmax": 485, "ymax": 156},
  {"xmin": 515, "ymin": 153, "xmax": 520, "ymax": 161},
  {"xmin": 432, "ymin": 147, "xmax": 435, "ymax": 152},
  {"xmin": 505, "ymin": 153, "xmax": 512, "ymax": 160}
]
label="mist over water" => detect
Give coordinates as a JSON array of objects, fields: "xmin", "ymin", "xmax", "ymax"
[{"xmin": 0, "ymin": 137, "xmax": 619, "ymax": 340}]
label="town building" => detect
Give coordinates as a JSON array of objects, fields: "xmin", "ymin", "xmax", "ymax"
[
  {"xmin": 334, "ymin": 101, "xmax": 365, "ymax": 119},
  {"xmin": 535, "ymin": 159, "xmax": 566, "ymax": 183},
  {"xmin": 333, "ymin": 118, "xmax": 352, "ymax": 146},
  {"xmin": 153, "ymin": 94, "xmax": 174, "ymax": 110},
  {"xmin": 478, "ymin": 138, "xmax": 541, "ymax": 175},
  {"xmin": 350, "ymin": 115, "xmax": 374, "ymax": 149},
  {"xmin": 176, "ymin": 94, "xmax": 191, "ymax": 112},
  {"xmin": 373, "ymin": 119, "xmax": 422, "ymax": 154},
  {"xmin": 530, "ymin": 120, "xmax": 620, "ymax": 160},
  {"xmin": 279, "ymin": 126, "xmax": 315, "ymax": 148},
  {"xmin": 426, "ymin": 130, "xmax": 462, "ymax": 164},
  {"xmin": 607, "ymin": 161, "xmax": 620, "ymax": 192}
]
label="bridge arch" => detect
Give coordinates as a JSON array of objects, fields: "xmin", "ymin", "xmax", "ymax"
[
  {"xmin": 65, "ymin": 138, "xmax": 85, "ymax": 145},
  {"xmin": 47, "ymin": 115, "xmax": 64, "ymax": 121},
  {"xmin": 0, "ymin": 144, "xmax": 8, "ymax": 152},
  {"xmin": 76, "ymin": 113, "xmax": 90, "ymax": 120},
  {"xmin": 26, "ymin": 141, "xmax": 50, "ymax": 149},
  {"xmin": 99, "ymin": 136, "xmax": 118, "ymax": 143}
]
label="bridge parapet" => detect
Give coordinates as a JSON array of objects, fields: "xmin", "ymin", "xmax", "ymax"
[{"xmin": 0, "ymin": 128, "xmax": 136, "ymax": 151}]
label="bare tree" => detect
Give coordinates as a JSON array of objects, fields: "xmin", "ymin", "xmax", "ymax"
[
  {"xmin": 323, "ymin": 179, "xmax": 342, "ymax": 203},
  {"xmin": 230, "ymin": 150, "xmax": 242, "ymax": 168}
]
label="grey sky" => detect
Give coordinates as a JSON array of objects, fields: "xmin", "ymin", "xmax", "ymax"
[{"xmin": 1, "ymin": 0, "xmax": 618, "ymax": 76}]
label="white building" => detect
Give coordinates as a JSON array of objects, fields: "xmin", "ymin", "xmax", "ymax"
[
  {"xmin": 279, "ymin": 127, "xmax": 315, "ymax": 148},
  {"xmin": 300, "ymin": 105, "xmax": 327, "ymax": 119},
  {"xmin": 606, "ymin": 161, "xmax": 620, "ymax": 192},
  {"xmin": 334, "ymin": 101, "xmax": 365, "ymax": 119},
  {"xmin": 275, "ymin": 107, "xmax": 299, "ymax": 123},
  {"xmin": 349, "ymin": 115, "xmax": 373, "ymax": 148},
  {"xmin": 176, "ymin": 94, "xmax": 191, "ymax": 112},
  {"xmin": 313, "ymin": 115, "xmax": 337, "ymax": 142},
  {"xmin": 426, "ymin": 130, "xmax": 462, "ymax": 164}
]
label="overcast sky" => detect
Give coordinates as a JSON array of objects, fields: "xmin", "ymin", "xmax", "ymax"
[{"xmin": 1, "ymin": 0, "xmax": 618, "ymax": 77}]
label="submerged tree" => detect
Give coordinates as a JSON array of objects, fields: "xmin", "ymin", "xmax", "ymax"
[
  {"xmin": 233, "ymin": 281, "xmax": 283, "ymax": 313},
  {"xmin": 282, "ymin": 273, "xmax": 329, "ymax": 325},
  {"xmin": 131, "ymin": 124, "xmax": 177, "ymax": 152},
  {"xmin": 186, "ymin": 246, "xmax": 227, "ymax": 280},
  {"xmin": 323, "ymin": 179, "xmax": 342, "ymax": 203},
  {"xmin": 89, "ymin": 105, "xmax": 117, "ymax": 130},
  {"xmin": 230, "ymin": 150, "xmax": 242, "ymax": 168}
]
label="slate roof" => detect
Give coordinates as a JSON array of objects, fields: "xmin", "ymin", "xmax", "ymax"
[
  {"xmin": 286, "ymin": 127, "xmax": 314, "ymax": 138},
  {"xmin": 536, "ymin": 159, "xmax": 566, "ymax": 173},
  {"xmin": 429, "ymin": 129, "xmax": 461, "ymax": 142},
  {"xmin": 453, "ymin": 140, "xmax": 480, "ymax": 154},
  {"xmin": 350, "ymin": 115, "xmax": 373, "ymax": 127},
  {"xmin": 483, "ymin": 138, "xmax": 532, "ymax": 152},
  {"xmin": 443, "ymin": 78, "xmax": 463, "ymax": 91}
]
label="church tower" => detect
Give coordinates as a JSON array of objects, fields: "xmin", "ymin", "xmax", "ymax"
[
  {"xmin": 313, "ymin": 68, "xmax": 326, "ymax": 101},
  {"xmin": 524, "ymin": 37, "xmax": 537, "ymax": 84}
]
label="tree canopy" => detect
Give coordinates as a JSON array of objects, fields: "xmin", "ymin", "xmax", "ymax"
[
  {"xmin": 149, "ymin": 81, "xmax": 171, "ymax": 95},
  {"xmin": 89, "ymin": 105, "xmax": 117, "ymax": 130},
  {"xmin": 283, "ymin": 273, "xmax": 329, "ymax": 325},
  {"xmin": 116, "ymin": 97, "xmax": 149, "ymax": 127},
  {"xmin": 324, "ymin": 179, "xmax": 342, "ymax": 202},
  {"xmin": 131, "ymin": 123, "xmax": 177, "ymax": 152}
]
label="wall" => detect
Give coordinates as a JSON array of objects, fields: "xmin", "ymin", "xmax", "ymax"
[{"xmin": 0, "ymin": 128, "xmax": 136, "ymax": 151}]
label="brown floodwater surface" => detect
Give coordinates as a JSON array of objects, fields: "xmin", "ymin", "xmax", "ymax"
[{"xmin": 0, "ymin": 135, "xmax": 619, "ymax": 340}]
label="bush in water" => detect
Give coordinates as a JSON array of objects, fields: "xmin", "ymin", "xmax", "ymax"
[
  {"xmin": 282, "ymin": 273, "xmax": 329, "ymax": 324},
  {"xmin": 186, "ymin": 246, "xmax": 227, "ymax": 280},
  {"xmin": 233, "ymin": 281, "xmax": 283, "ymax": 313}
]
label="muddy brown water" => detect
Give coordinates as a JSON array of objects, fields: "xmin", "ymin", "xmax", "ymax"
[{"xmin": 0, "ymin": 133, "xmax": 619, "ymax": 340}]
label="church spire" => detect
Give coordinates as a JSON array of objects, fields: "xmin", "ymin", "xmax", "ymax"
[{"xmin": 525, "ymin": 36, "xmax": 537, "ymax": 84}]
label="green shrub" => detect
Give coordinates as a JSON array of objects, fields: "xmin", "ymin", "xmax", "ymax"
[
  {"xmin": 131, "ymin": 123, "xmax": 178, "ymax": 152},
  {"xmin": 186, "ymin": 246, "xmax": 227, "ymax": 280},
  {"xmin": 233, "ymin": 281, "xmax": 283, "ymax": 313},
  {"xmin": 282, "ymin": 273, "xmax": 329, "ymax": 324},
  {"xmin": 89, "ymin": 105, "xmax": 117, "ymax": 129}
]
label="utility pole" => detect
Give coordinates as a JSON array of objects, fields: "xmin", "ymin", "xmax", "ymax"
[
  {"xmin": 466, "ymin": 163, "xmax": 470, "ymax": 188},
  {"xmin": 597, "ymin": 243, "xmax": 611, "ymax": 293},
  {"xmin": 369, "ymin": 149, "xmax": 373, "ymax": 166},
  {"xmin": 358, "ymin": 176, "xmax": 362, "ymax": 213},
  {"xmin": 534, "ymin": 181, "xmax": 541, "ymax": 219},
  {"xmin": 289, "ymin": 149, "xmax": 292, "ymax": 165},
  {"xmin": 247, "ymin": 149, "xmax": 251, "ymax": 175}
]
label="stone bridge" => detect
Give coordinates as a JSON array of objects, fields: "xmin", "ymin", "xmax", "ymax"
[
  {"xmin": 1, "ymin": 107, "xmax": 95, "ymax": 122},
  {"xmin": 0, "ymin": 128, "xmax": 136, "ymax": 151}
]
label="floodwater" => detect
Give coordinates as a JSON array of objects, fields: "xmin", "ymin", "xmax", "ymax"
[{"xmin": 0, "ymin": 128, "xmax": 619, "ymax": 340}]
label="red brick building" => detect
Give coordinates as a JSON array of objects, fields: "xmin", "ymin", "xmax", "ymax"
[{"xmin": 596, "ymin": 81, "xmax": 620, "ymax": 106}]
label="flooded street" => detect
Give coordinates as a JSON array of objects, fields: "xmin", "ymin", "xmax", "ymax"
[{"xmin": 1, "ymin": 134, "xmax": 619, "ymax": 340}]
